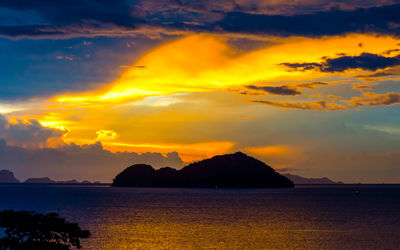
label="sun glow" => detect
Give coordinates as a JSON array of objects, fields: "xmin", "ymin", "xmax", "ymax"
[
  {"xmin": 54, "ymin": 33, "xmax": 400, "ymax": 107},
  {"xmin": 23, "ymin": 33, "xmax": 400, "ymax": 160}
]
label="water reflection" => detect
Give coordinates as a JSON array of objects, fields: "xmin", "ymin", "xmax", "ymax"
[{"xmin": 0, "ymin": 185, "xmax": 399, "ymax": 249}]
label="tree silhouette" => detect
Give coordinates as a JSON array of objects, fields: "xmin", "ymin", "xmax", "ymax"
[{"xmin": 0, "ymin": 210, "xmax": 90, "ymax": 249}]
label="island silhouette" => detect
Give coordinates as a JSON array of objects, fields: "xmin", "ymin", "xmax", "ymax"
[
  {"xmin": 112, "ymin": 152, "xmax": 294, "ymax": 188},
  {"xmin": 0, "ymin": 153, "xmax": 343, "ymax": 185},
  {"xmin": 282, "ymin": 173, "xmax": 343, "ymax": 185},
  {"xmin": 0, "ymin": 170, "xmax": 19, "ymax": 183}
]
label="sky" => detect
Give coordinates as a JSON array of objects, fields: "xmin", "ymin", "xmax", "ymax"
[{"xmin": 1, "ymin": 0, "xmax": 400, "ymax": 182}]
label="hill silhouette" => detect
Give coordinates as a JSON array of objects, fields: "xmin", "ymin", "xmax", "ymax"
[
  {"xmin": 283, "ymin": 173, "xmax": 344, "ymax": 184},
  {"xmin": 22, "ymin": 177, "xmax": 101, "ymax": 184},
  {"xmin": 112, "ymin": 152, "xmax": 294, "ymax": 188},
  {"xmin": 0, "ymin": 170, "xmax": 19, "ymax": 183},
  {"xmin": 24, "ymin": 177, "xmax": 56, "ymax": 184}
]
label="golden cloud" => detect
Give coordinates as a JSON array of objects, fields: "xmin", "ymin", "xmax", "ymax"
[
  {"xmin": 95, "ymin": 130, "xmax": 119, "ymax": 141},
  {"xmin": 11, "ymin": 33, "xmax": 400, "ymax": 159}
]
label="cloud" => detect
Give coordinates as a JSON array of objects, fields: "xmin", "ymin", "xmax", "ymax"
[
  {"xmin": 0, "ymin": 0, "xmax": 145, "ymax": 39},
  {"xmin": 0, "ymin": 114, "xmax": 65, "ymax": 147},
  {"xmin": 382, "ymin": 48, "xmax": 400, "ymax": 55},
  {"xmin": 95, "ymin": 130, "xmax": 119, "ymax": 141},
  {"xmin": 213, "ymin": 4, "xmax": 400, "ymax": 37},
  {"xmin": 281, "ymin": 53, "xmax": 400, "ymax": 72},
  {"xmin": 134, "ymin": 0, "xmax": 398, "ymax": 17},
  {"xmin": 0, "ymin": 23, "xmax": 188, "ymax": 40},
  {"xmin": 296, "ymin": 81, "xmax": 329, "ymax": 89},
  {"xmin": 56, "ymin": 55, "xmax": 79, "ymax": 61},
  {"xmin": 0, "ymin": 0, "xmax": 139, "ymax": 27},
  {"xmin": 280, "ymin": 62, "xmax": 321, "ymax": 72},
  {"xmin": 0, "ymin": 139, "xmax": 184, "ymax": 182},
  {"xmin": 345, "ymin": 92, "xmax": 400, "ymax": 106},
  {"xmin": 356, "ymin": 66, "xmax": 400, "ymax": 78},
  {"xmin": 364, "ymin": 124, "xmax": 400, "ymax": 134},
  {"xmin": 243, "ymin": 82, "xmax": 328, "ymax": 96},
  {"xmin": 2, "ymin": 2, "xmax": 400, "ymax": 38},
  {"xmin": 0, "ymin": 25, "xmax": 65, "ymax": 38},
  {"xmin": 326, "ymin": 94, "xmax": 342, "ymax": 100},
  {"xmin": 353, "ymin": 85, "xmax": 373, "ymax": 90},
  {"xmin": 253, "ymin": 99, "xmax": 348, "ymax": 111},
  {"xmin": 245, "ymin": 85, "xmax": 301, "ymax": 95},
  {"xmin": 252, "ymin": 92, "xmax": 400, "ymax": 110}
]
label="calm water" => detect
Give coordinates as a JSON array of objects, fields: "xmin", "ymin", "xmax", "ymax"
[{"xmin": 0, "ymin": 184, "xmax": 399, "ymax": 249}]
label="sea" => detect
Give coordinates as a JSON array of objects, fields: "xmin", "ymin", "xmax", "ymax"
[{"xmin": 0, "ymin": 184, "xmax": 399, "ymax": 249}]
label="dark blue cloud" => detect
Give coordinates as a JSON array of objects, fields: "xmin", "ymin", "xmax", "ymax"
[
  {"xmin": 0, "ymin": 25, "xmax": 64, "ymax": 37},
  {"xmin": 0, "ymin": 0, "xmax": 143, "ymax": 38},
  {"xmin": 281, "ymin": 53, "xmax": 400, "ymax": 72},
  {"xmin": 2, "ymin": 1, "xmax": 400, "ymax": 100},
  {"xmin": 0, "ymin": 0, "xmax": 140, "ymax": 27},
  {"xmin": 1, "ymin": 2, "xmax": 400, "ymax": 38},
  {"xmin": 241, "ymin": 82, "xmax": 328, "ymax": 96},
  {"xmin": 246, "ymin": 85, "xmax": 301, "ymax": 96},
  {"xmin": 212, "ymin": 4, "xmax": 400, "ymax": 37}
]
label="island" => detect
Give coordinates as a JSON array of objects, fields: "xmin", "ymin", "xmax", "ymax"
[
  {"xmin": 22, "ymin": 178, "xmax": 102, "ymax": 184},
  {"xmin": 0, "ymin": 170, "xmax": 20, "ymax": 183},
  {"xmin": 24, "ymin": 177, "xmax": 56, "ymax": 184},
  {"xmin": 112, "ymin": 152, "xmax": 294, "ymax": 188},
  {"xmin": 282, "ymin": 173, "xmax": 344, "ymax": 184}
]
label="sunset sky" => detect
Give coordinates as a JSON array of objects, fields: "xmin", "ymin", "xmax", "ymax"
[{"xmin": 1, "ymin": 0, "xmax": 400, "ymax": 182}]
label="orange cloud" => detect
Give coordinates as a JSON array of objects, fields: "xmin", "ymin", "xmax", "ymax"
[
  {"xmin": 238, "ymin": 81, "xmax": 329, "ymax": 96},
  {"xmin": 53, "ymin": 33, "xmax": 400, "ymax": 106},
  {"xmin": 352, "ymin": 84, "xmax": 372, "ymax": 91},
  {"xmin": 326, "ymin": 94, "xmax": 342, "ymax": 100},
  {"xmin": 253, "ymin": 92, "xmax": 400, "ymax": 111},
  {"xmin": 345, "ymin": 92, "xmax": 400, "ymax": 107},
  {"xmin": 95, "ymin": 130, "xmax": 119, "ymax": 141},
  {"xmin": 12, "ymin": 33, "xmax": 400, "ymax": 159},
  {"xmin": 252, "ymin": 99, "xmax": 348, "ymax": 111}
]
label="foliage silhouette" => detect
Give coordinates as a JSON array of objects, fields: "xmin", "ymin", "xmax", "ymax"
[{"xmin": 0, "ymin": 210, "xmax": 90, "ymax": 249}]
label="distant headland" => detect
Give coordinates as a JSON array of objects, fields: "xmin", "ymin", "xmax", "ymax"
[
  {"xmin": 112, "ymin": 152, "xmax": 294, "ymax": 188},
  {"xmin": 282, "ymin": 173, "xmax": 343, "ymax": 185},
  {"xmin": 0, "ymin": 171, "xmax": 102, "ymax": 184},
  {"xmin": 0, "ymin": 170, "xmax": 19, "ymax": 183}
]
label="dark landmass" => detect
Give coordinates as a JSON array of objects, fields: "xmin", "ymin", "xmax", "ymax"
[
  {"xmin": 24, "ymin": 177, "xmax": 56, "ymax": 184},
  {"xmin": 0, "ymin": 170, "xmax": 20, "ymax": 183},
  {"xmin": 22, "ymin": 177, "xmax": 102, "ymax": 184},
  {"xmin": 57, "ymin": 180, "xmax": 103, "ymax": 184},
  {"xmin": 112, "ymin": 152, "xmax": 294, "ymax": 188},
  {"xmin": 282, "ymin": 173, "xmax": 344, "ymax": 184},
  {"xmin": 0, "ymin": 169, "xmax": 105, "ymax": 184},
  {"xmin": 57, "ymin": 179, "xmax": 79, "ymax": 184}
]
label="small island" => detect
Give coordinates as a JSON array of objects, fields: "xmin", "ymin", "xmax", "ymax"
[
  {"xmin": 112, "ymin": 152, "xmax": 294, "ymax": 188},
  {"xmin": 0, "ymin": 170, "xmax": 19, "ymax": 183}
]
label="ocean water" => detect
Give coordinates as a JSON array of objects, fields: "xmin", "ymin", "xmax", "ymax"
[{"xmin": 0, "ymin": 184, "xmax": 399, "ymax": 249}]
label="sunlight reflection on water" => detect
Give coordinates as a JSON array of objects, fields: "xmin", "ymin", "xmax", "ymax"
[{"xmin": 0, "ymin": 185, "xmax": 399, "ymax": 249}]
